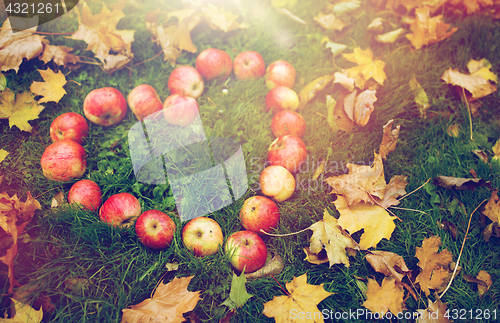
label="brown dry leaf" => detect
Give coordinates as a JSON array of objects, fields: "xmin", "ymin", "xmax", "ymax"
[
  {"xmin": 0, "ymin": 244, "xmax": 20, "ymax": 295},
  {"xmin": 121, "ymin": 276, "xmax": 200, "ymax": 323},
  {"xmin": 298, "ymin": 74, "xmax": 334, "ymax": 109},
  {"xmin": 0, "ymin": 19, "xmax": 46, "ymax": 73},
  {"xmin": 405, "ymin": 6, "xmax": 458, "ymax": 50},
  {"xmin": 433, "ymin": 175, "xmax": 490, "ymax": 190},
  {"xmin": 245, "ymin": 251, "xmax": 284, "ymax": 279},
  {"xmin": 0, "ymin": 88, "xmax": 45, "ymax": 133},
  {"xmin": 379, "ymin": 119, "xmax": 400, "ymax": 160},
  {"xmin": 332, "ymin": 91, "xmax": 354, "ymax": 132},
  {"xmin": 51, "ymin": 191, "xmax": 66, "ymax": 208},
  {"xmin": 71, "ymin": 1, "xmax": 135, "ymax": 73},
  {"xmin": 342, "ymin": 47, "xmax": 387, "ymax": 89},
  {"xmin": 342, "ymin": 89, "xmax": 357, "ymax": 123},
  {"xmin": 363, "ymin": 277, "xmax": 404, "ymax": 316},
  {"xmin": 334, "ymin": 196, "xmax": 396, "ymax": 249},
  {"xmin": 415, "ymin": 236, "xmax": 454, "ymax": 296},
  {"xmin": 483, "ymin": 190, "xmax": 500, "ymax": 223},
  {"xmin": 377, "ymin": 175, "xmax": 407, "ymax": 208},
  {"xmin": 262, "ymin": 273, "xmax": 334, "ymax": 321},
  {"xmin": 39, "ymin": 44, "xmax": 81, "ymax": 68},
  {"xmin": 354, "ymin": 89, "xmax": 377, "ymax": 126},
  {"xmin": 314, "ymin": 12, "xmax": 347, "ymax": 31},
  {"xmin": 416, "ymin": 295, "xmax": 451, "ymax": 323},
  {"xmin": 366, "ymin": 250, "xmax": 410, "ymax": 283},
  {"xmin": 447, "ymin": 0, "xmax": 499, "ymax": 15},
  {"xmin": 472, "ymin": 150, "xmax": 489, "ymax": 163},
  {"xmin": 30, "ymin": 69, "xmax": 68, "ymax": 104},
  {"xmin": 304, "ymin": 209, "xmax": 356, "ymax": 267},
  {"xmin": 476, "ymin": 270, "xmax": 492, "ymax": 296}
]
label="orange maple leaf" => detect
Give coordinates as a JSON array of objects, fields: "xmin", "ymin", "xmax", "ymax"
[
  {"xmin": 121, "ymin": 276, "xmax": 200, "ymax": 323},
  {"xmin": 363, "ymin": 277, "xmax": 405, "ymax": 316},
  {"xmin": 405, "ymin": 6, "xmax": 458, "ymax": 50}
]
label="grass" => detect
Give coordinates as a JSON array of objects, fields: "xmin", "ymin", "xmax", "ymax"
[{"xmin": 1, "ymin": 0, "xmax": 500, "ymax": 322}]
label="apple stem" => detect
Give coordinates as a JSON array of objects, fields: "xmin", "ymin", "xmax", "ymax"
[{"xmin": 259, "ymin": 227, "xmax": 309, "ymax": 237}]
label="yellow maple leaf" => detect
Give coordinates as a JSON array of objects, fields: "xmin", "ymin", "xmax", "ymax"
[
  {"xmin": 334, "ymin": 196, "xmax": 396, "ymax": 249},
  {"xmin": 0, "ymin": 298, "xmax": 43, "ymax": 323},
  {"xmin": 0, "ymin": 19, "xmax": 46, "ymax": 73},
  {"xmin": 263, "ymin": 273, "xmax": 333, "ymax": 322},
  {"xmin": 121, "ymin": 276, "xmax": 200, "ymax": 323},
  {"xmin": 415, "ymin": 236, "xmax": 454, "ymax": 296},
  {"xmin": 342, "ymin": 47, "xmax": 387, "ymax": 89},
  {"xmin": 304, "ymin": 209, "xmax": 356, "ymax": 267},
  {"xmin": 405, "ymin": 6, "xmax": 458, "ymax": 50},
  {"xmin": 482, "ymin": 189, "xmax": 500, "ymax": 223},
  {"xmin": 0, "ymin": 89, "xmax": 45, "ymax": 133},
  {"xmin": 363, "ymin": 277, "xmax": 404, "ymax": 316},
  {"xmin": 30, "ymin": 69, "xmax": 67, "ymax": 104},
  {"xmin": 441, "ymin": 67, "xmax": 497, "ymax": 101}
]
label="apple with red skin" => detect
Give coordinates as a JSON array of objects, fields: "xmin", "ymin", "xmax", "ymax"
[
  {"xmin": 99, "ymin": 193, "xmax": 141, "ymax": 227},
  {"xmin": 50, "ymin": 112, "xmax": 89, "ymax": 145},
  {"xmin": 268, "ymin": 135, "xmax": 307, "ymax": 174},
  {"xmin": 127, "ymin": 84, "xmax": 163, "ymax": 121},
  {"xmin": 271, "ymin": 110, "xmax": 306, "ymax": 138},
  {"xmin": 240, "ymin": 196, "xmax": 280, "ymax": 234},
  {"xmin": 182, "ymin": 217, "xmax": 224, "ymax": 256},
  {"xmin": 196, "ymin": 48, "xmax": 232, "ymax": 82},
  {"xmin": 83, "ymin": 87, "xmax": 128, "ymax": 126},
  {"xmin": 67, "ymin": 179, "xmax": 102, "ymax": 211},
  {"xmin": 265, "ymin": 86, "xmax": 299, "ymax": 113},
  {"xmin": 260, "ymin": 165, "xmax": 296, "ymax": 202},
  {"xmin": 233, "ymin": 51, "xmax": 266, "ymax": 80},
  {"xmin": 168, "ymin": 66, "xmax": 204, "ymax": 99},
  {"xmin": 135, "ymin": 210, "xmax": 176, "ymax": 249},
  {"xmin": 265, "ymin": 60, "xmax": 296, "ymax": 89},
  {"xmin": 225, "ymin": 230, "xmax": 267, "ymax": 273},
  {"xmin": 162, "ymin": 94, "xmax": 199, "ymax": 127},
  {"xmin": 41, "ymin": 140, "xmax": 86, "ymax": 182}
]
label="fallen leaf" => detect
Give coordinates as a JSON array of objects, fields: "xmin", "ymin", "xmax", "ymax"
[
  {"xmin": 326, "ymin": 95, "xmax": 339, "ymax": 132},
  {"xmin": 354, "ymin": 89, "xmax": 377, "ymax": 126},
  {"xmin": 51, "ymin": 191, "xmax": 66, "ymax": 208},
  {"xmin": 342, "ymin": 47, "xmax": 387, "ymax": 89},
  {"xmin": 0, "ymin": 150, "xmax": 9, "ymax": 164},
  {"xmin": 13, "ymin": 284, "xmax": 55, "ymax": 313},
  {"xmin": 276, "ymin": 8, "xmax": 307, "ymax": 25},
  {"xmin": 0, "ymin": 74, "xmax": 7, "ymax": 90},
  {"xmin": 30, "ymin": 69, "xmax": 67, "ymax": 104},
  {"xmin": 343, "ymin": 89, "xmax": 357, "ymax": 122},
  {"xmin": 121, "ymin": 276, "xmax": 200, "ymax": 323},
  {"xmin": 333, "ymin": 71, "xmax": 355, "ymax": 92},
  {"xmin": 334, "ymin": 196, "xmax": 396, "ymax": 249},
  {"xmin": 324, "ymin": 41, "xmax": 347, "ymax": 57},
  {"xmin": 433, "ymin": 176, "xmax": 490, "ymax": 190},
  {"xmin": 262, "ymin": 273, "xmax": 334, "ymax": 321},
  {"xmin": 245, "ymin": 251, "xmax": 284, "ymax": 279},
  {"xmin": 366, "ymin": 250, "xmax": 410, "ymax": 283},
  {"xmin": 476, "ymin": 270, "xmax": 492, "ymax": 296},
  {"xmin": 332, "ymin": 91, "xmax": 354, "ymax": 132},
  {"xmin": 314, "ymin": 12, "xmax": 347, "ymax": 31},
  {"xmin": 165, "ymin": 262, "xmax": 179, "ymax": 271},
  {"xmin": 415, "ymin": 236, "xmax": 454, "ymax": 296},
  {"xmin": 1, "ymin": 298, "xmax": 43, "ymax": 323},
  {"xmin": 0, "ymin": 244, "xmax": 20, "ymax": 295},
  {"xmin": 363, "ymin": 277, "xmax": 404, "ymax": 316},
  {"xmin": 409, "ymin": 74, "xmax": 430, "ymax": 116},
  {"xmin": 375, "ymin": 28, "xmax": 405, "ymax": 43},
  {"xmin": 221, "ymin": 270, "xmax": 253, "ymax": 310},
  {"xmin": 0, "ymin": 20, "xmax": 45, "ymax": 73},
  {"xmin": 472, "ymin": 150, "xmax": 489, "ymax": 163},
  {"xmin": 377, "ymin": 175, "xmax": 408, "ymax": 208},
  {"xmin": 305, "ymin": 209, "xmax": 356, "ymax": 267},
  {"xmin": 446, "ymin": 124, "xmax": 460, "ymax": 137},
  {"xmin": 201, "ymin": 4, "xmax": 248, "ymax": 32},
  {"xmin": 482, "ymin": 189, "xmax": 500, "ymax": 223},
  {"xmin": 367, "ymin": 17, "xmax": 385, "ymax": 33},
  {"xmin": 0, "ymin": 89, "xmax": 45, "ymax": 133},
  {"xmin": 298, "ymin": 74, "xmax": 334, "ymax": 109},
  {"xmin": 416, "ymin": 295, "xmax": 451, "ymax": 323},
  {"xmin": 379, "ymin": 119, "xmax": 401, "ymax": 160},
  {"xmin": 447, "ymin": 0, "xmax": 499, "ymax": 16},
  {"xmin": 332, "ymin": 0, "xmax": 361, "ymax": 15},
  {"xmin": 64, "ymin": 277, "xmax": 89, "ymax": 294},
  {"xmin": 218, "ymin": 310, "xmax": 235, "ymax": 323},
  {"xmin": 441, "ymin": 67, "xmax": 497, "ymax": 101},
  {"xmin": 405, "ymin": 6, "xmax": 458, "ymax": 50},
  {"xmin": 39, "ymin": 44, "xmax": 81, "ymax": 68},
  {"xmin": 312, "ymin": 160, "xmax": 326, "ymax": 181}
]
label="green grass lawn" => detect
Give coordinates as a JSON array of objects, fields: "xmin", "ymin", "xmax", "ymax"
[{"xmin": 1, "ymin": 0, "xmax": 500, "ymax": 322}]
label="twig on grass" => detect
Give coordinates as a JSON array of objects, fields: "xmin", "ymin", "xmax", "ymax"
[{"xmin": 260, "ymin": 227, "xmax": 310, "ymax": 237}]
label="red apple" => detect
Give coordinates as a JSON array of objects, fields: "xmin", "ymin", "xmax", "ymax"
[
  {"xmin": 168, "ymin": 66, "xmax": 204, "ymax": 99},
  {"xmin": 135, "ymin": 210, "xmax": 176, "ymax": 249},
  {"xmin": 225, "ymin": 230, "xmax": 267, "ymax": 273},
  {"xmin": 49, "ymin": 112, "xmax": 89, "ymax": 145},
  {"xmin": 67, "ymin": 179, "xmax": 102, "ymax": 212},
  {"xmin": 260, "ymin": 165, "xmax": 296, "ymax": 202},
  {"xmin": 265, "ymin": 60, "xmax": 296, "ymax": 89},
  {"xmin": 271, "ymin": 110, "xmax": 306, "ymax": 138},
  {"xmin": 83, "ymin": 87, "xmax": 128, "ymax": 126},
  {"xmin": 41, "ymin": 140, "xmax": 86, "ymax": 182},
  {"xmin": 127, "ymin": 84, "xmax": 163, "ymax": 121},
  {"xmin": 196, "ymin": 48, "xmax": 232, "ymax": 82},
  {"xmin": 268, "ymin": 135, "xmax": 307, "ymax": 174},
  {"xmin": 240, "ymin": 196, "xmax": 280, "ymax": 234},
  {"xmin": 162, "ymin": 94, "xmax": 199, "ymax": 127},
  {"xmin": 265, "ymin": 86, "xmax": 299, "ymax": 113},
  {"xmin": 99, "ymin": 193, "xmax": 141, "ymax": 227},
  {"xmin": 233, "ymin": 51, "xmax": 266, "ymax": 80},
  {"xmin": 182, "ymin": 217, "xmax": 224, "ymax": 256}
]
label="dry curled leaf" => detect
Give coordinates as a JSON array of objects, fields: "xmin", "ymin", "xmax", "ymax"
[
  {"xmin": 354, "ymin": 89, "xmax": 377, "ymax": 126},
  {"xmin": 245, "ymin": 251, "xmax": 284, "ymax": 279},
  {"xmin": 433, "ymin": 176, "xmax": 490, "ymax": 190},
  {"xmin": 416, "ymin": 295, "xmax": 451, "ymax": 323},
  {"xmin": 298, "ymin": 74, "xmax": 334, "ymax": 109},
  {"xmin": 379, "ymin": 119, "xmax": 400, "ymax": 160},
  {"xmin": 366, "ymin": 250, "xmax": 410, "ymax": 283},
  {"xmin": 39, "ymin": 44, "xmax": 81, "ymax": 68},
  {"xmin": 121, "ymin": 276, "xmax": 200, "ymax": 323},
  {"xmin": 0, "ymin": 89, "xmax": 45, "ymax": 133},
  {"xmin": 441, "ymin": 68, "xmax": 497, "ymax": 101},
  {"xmin": 374, "ymin": 28, "xmax": 405, "ymax": 43}
]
